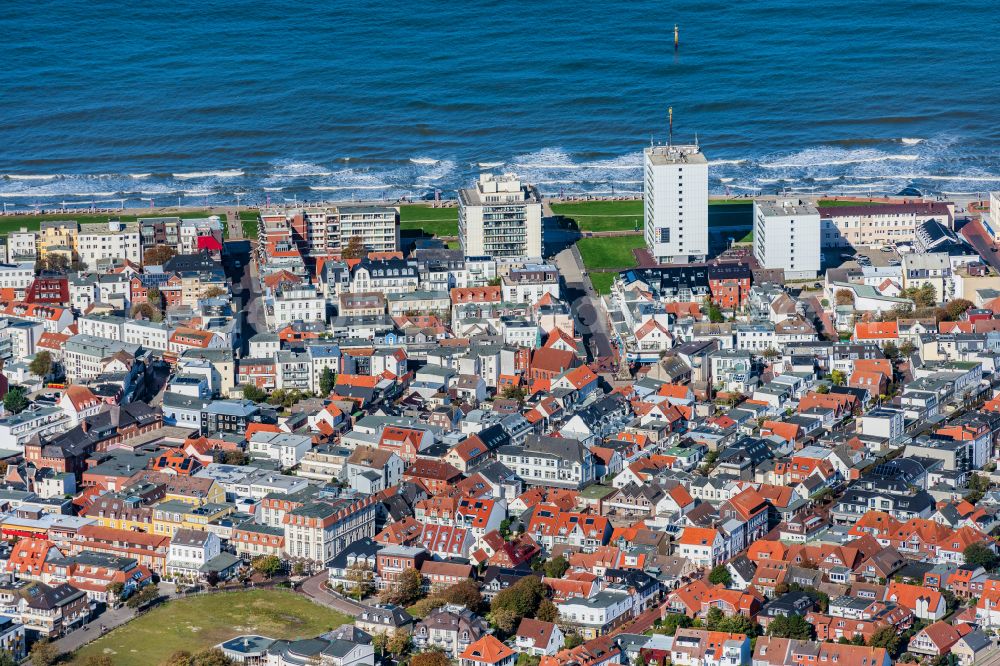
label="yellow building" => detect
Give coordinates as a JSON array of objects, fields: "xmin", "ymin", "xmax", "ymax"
[
  {"xmin": 84, "ymin": 496, "xmax": 154, "ymax": 532},
  {"xmin": 37, "ymin": 221, "xmax": 79, "ymax": 261},
  {"xmin": 152, "ymin": 500, "xmax": 234, "ymax": 537}
]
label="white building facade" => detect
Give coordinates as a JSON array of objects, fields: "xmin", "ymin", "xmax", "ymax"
[{"xmin": 643, "ymin": 144, "xmax": 708, "ymax": 264}]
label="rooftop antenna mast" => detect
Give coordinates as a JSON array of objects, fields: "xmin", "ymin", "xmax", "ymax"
[{"xmin": 668, "ymin": 107, "xmax": 673, "ymax": 148}]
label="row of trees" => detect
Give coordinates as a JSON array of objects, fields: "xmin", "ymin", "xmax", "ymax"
[{"xmin": 241, "ymin": 384, "xmax": 317, "ymax": 409}]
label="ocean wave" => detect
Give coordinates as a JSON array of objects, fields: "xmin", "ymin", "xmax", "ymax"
[
  {"xmin": 477, "ymin": 161, "xmax": 505, "ymax": 168},
  {"xmin": 719, "ymin": 177, "xmax": 734, "ymax": 183},
  {"xmin": 409, "ymin": 158, "xmax": 439, "ymax": 165},
  {"xmin": 709, "ymin": 159, "xmax": 748, "ymax": 166},
  {"xmin": 900, "ymin": 174, "xmax": 1000, "ymax": 182},
  {"xmin": 900, "ymin": 138, "xmax": 924, "ymax": 145},
  {"xmin": 268, "ymin": 161, "xmax": 334, "ymax": 178},
  {"xmin": 3, "ymin": 174, "xmax": 61, "ymax": 181},
  {"xmin": 173, "ymin": 169, "xmax": 244, "ymax": 179},
  {"xmin": 763, "ymin": 153, "xmax": 918, "ymax": 169},
  {"xmin": 309, "ymin": 185, "xmax": 396, "ymax": 191},
  {"xmin": 129, "ymin": 173, "xmax": 152, "ymax": 179}
]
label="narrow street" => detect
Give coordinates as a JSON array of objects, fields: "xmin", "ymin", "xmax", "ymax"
[
  {"xmin": 552, "ymin": 244, "xmax": 613, "ymax": 362},
  {"xmin": 299, "ymin": 571, "xmax": 369, "ymax": 615}
]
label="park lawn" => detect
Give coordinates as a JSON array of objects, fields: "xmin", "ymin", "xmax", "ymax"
[
  {"xmin": 577, "ymin": 235, "xmax": 644, "ymax": 271},
  {"xmin": 551, "ymin": 200, "xmax": 642, "ymax": 232},
  {"xmin": 588, "ymin": 272, "xmax": 618, "ymax": 295},
  {"xmin": 70, "ymin": 590, "xmax": 352, "ymax": 666},
  {"xmin": 400, "ymin": 205, "xmax": 459, "ymax": 237},
  {"xmin": 737, "ymin": 230, "xmax": 753, "ymax": 244},
  {"xmin": 240, "ymin": 211, "xmax": 260, "ymax": 238}
]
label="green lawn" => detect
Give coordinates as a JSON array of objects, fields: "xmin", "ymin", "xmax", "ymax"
[
  {"xmin": 737, "ymin": 230, "xmax": 754, "ymax": 244},
  {"xmin": 588, "ymin": 272, "xmax": 618, "ymax": 295},
  {"xmin": 239, "ymin": 211, "xmax": 260, "ymax": 239},
  {"xmin": 551, "ymin": 200, "xmax": 642, "ymax": 232},
  {"xmin": 70, "ymin": 590, "xmax": 352, "ymax": 666},
  {"xmin": 577, "ymin": 235, "xmax": 644, "ymax": 271},
  {"xmin": 399, "ymin": 205, "xmax": 459, "ymax": 237}
]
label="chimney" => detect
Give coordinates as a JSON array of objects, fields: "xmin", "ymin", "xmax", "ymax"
[{"xmin": 81, "ymin": 420, "xmax": 89, "ymax": 433}]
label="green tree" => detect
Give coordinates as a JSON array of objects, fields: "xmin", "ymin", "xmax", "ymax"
[
  {"xmin": 536, "ymin": 598, "xmax": 559, "ymax": 623},
  {"xmin": 716, "ymin": 614, "xmax": 757, "ymax": 636},
  {"xmin": 563, "ymin": 633, "xmax": 584, "ymax": 649},
  {"xmin": 147, "ymin": 286, "xmax": 162, "ymax": 306},
  {"xmin": 251, "ymin": 555, "xmax": 283, "ymax": 578},
  {"xmin": 126, "ymin": 582, "xmax": 160, "ymax": 608},
  {"xmin": 380, "ymin": 567, "xmax": 424, "ymax": 606},
  {"xmin": 242, "ymin": 383, "xmax": 267, "ymax": 403},
  {"xmin": 345, "ymin": 562, "xmax": 375, "ymax": 600},
  {"xmin": 144, "ymin": 245, "xmax": 177, "ymax": 266},
  {"xmin": 829, "ymin": 369, "xmax": 847, "ymax": 386},
  {"xmin": 410, "ymin": 653, "xmax": 449, "ymax": 666},
  {"xmin": 501, "ymin": 384, "xmax": 527, "ymax": 404},
  {"xmin": 705, "ymin": 606, "xmax": 725, "ymax": 630},
  {"xmin": 490, "ymin": 575, "xmax": 546, "ymax": 632},
  {"xmin": 835, "ymin": 289, "xmax": 855, "ymax": 306},
  {"xmin": 221, "ymin": 449, "xmax": 248, "ymax": 466},
  {"xmin": 191, "ymin": 648, "xmax": 236, "ymax": 666},
  {"xmin": 658, "ymin": 612, "xmax": 693, "ymax": 636},
  {"xmin": 0, "ymin": 652, "xmax": 18, "ymax": 666},
  {"xmin": 440, "ymin": 579, "xmax": 484, "ymax": 613},
  {"xmin": 898, "ymin": 340, "xmax": 917, "ymax": 357},
  {"xmin": 106, "ymin": 581, "xmax": 125, "ymax": 602},
  {"xmin": 708, "ymin": 565, "xmax": 732, "ymax": 587},
  {"xmin": 867, "ymin": 625, "xmax": 901, "ymax": 656},
  {"xmin": 29, "ymin": 351, "xmax": 53, "ymax": 378},
  {"xmin": 407, "ymin": 596, "xmax": 447, "ymax": 619},
  {"xmin": 201, "ymin": 286, "xmax": 227, "ymax": 299},
  {"xmin": 964, "ymin": 541, "xmax": 999, "ymax": 571},
  {"xmin": 3, "ymin": 387, "xmax": 28, "ymax": 415},
  {"xmin": 163, "ymin": 651, "xmax": 194, "ymax": 666},
  {"xmin": 386, "ymin": 629, "xmax": 411, "ymax": 656},
  {"xmin": 767, "ymin": 614, "xmax": 814, "ymax": 640},
  {"xmin": 29, "ymin": 639, "xmax": 58, "ymax": 666},
  {"xmin": 517, "ymin": 654, "xmax": 542, "ymax": 666},
  {"xmin": 342, "ymin": 235, "xmax": 366, "ymax": 260},
  {"xmin": 543, "ymin": 556, "xmax": 570, "ymax": 579},
  {"xmin": 319, "ymin": 367, "xmax": 337, "ymax": 396},
  {"xmin": 882, "ymin": 341, "xmax": 900, "ymax": 360}
]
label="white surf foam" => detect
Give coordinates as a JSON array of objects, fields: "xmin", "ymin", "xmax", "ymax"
[
  {"xmin": 409, "ymin": 158, "xmax": 439, "ymax": 165},
  {"xmin": 3, "ymin": 174, "xmax": 60, "ymax": 181},
  {"xmin": 900, "ymin": 138, "xmax": 924, "ymax": 145},
  {"xmin": 477, "ymin": 161, "xmax": 505, "ymax": 168},
  {"xmin": 173, "ymin": 169, "xmax": 244, "ymax": 179},
  {"xmin": 709, "ymin": 159, "xmax": 748, "ymax": 166}
]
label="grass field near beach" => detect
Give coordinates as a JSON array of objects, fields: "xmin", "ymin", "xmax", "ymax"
[
  {"xmin": 400, "ymin": 205, "xmax": 459, "ymax": 237},
  {"xmin": 577, "ymin": 235, "xmax": 644, "ymax": 271},
  {"xmin": 70, "ymin": 591, "xmax": 352, "ymax": 666}
]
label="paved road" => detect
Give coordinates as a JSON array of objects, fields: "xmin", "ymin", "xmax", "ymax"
[
  {"xmin": 552, "ymin": 244, "xmax": 613, "ymax": 361},
  {"xmin": 225, "ymin": 208, "xmax": 244, "ymax": 240},
  {"xmin": 299, "ymin": 571, "xmax": 369, "ymax": 615}
]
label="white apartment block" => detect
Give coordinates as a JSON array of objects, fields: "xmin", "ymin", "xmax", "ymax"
[
  {"xmin": 339, "ymin": 206, "xmax": 400, "ymax": 254},
  {"xmin": 77, "ymin": 221, "xmax": 141, "ymax": 268},
  {"xmin": 124, "ymin": 320, "xmax": 170, "ymax": 352},
  {"xmin": 644, "ymin": 143, "xmax": 708, "ymax": 264},
  {"xmin": 459, "ymin": 174, "xmax": 542, "ymax": 259},
  {"xmin": 0, "ymin": 263, "xmax": 35, "ymax": 293},
  {"xmin": 78, "ymin": 314, "xmax": 125, "ymax": 341},
  {"xmin": 5, "ymin": 231, "xmax": 37, "ymax": 263},
  {"xmin": 178, "ymin": 217, "xmax": 224, "ymax": 254},
  {"xmin": 753, "ymin": 198, "xmax": 821, "ymax": 279},
  {"xmin": 267, "ymin": 284, "xmax": 326, "ymax": 329}
]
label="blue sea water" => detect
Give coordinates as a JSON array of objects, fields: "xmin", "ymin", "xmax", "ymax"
[{"xmin": 2, "ymin": 0, "xmax": 999, "ymax": 209}]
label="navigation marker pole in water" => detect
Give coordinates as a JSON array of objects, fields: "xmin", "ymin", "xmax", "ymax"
[{"xmin": 674, "ymin": 24, "xmax": 679, "ymax": 50}]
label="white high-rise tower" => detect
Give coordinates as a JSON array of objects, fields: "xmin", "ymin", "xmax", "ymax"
[{"xmin": 643, "ymin": 142, "xmax": 709, "ymax": 264}]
